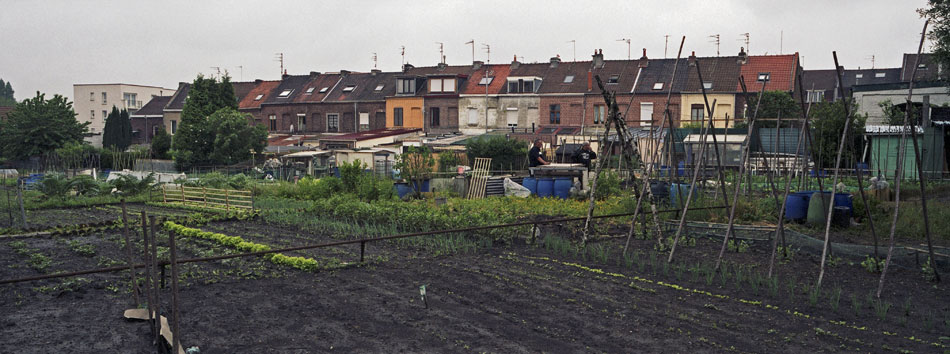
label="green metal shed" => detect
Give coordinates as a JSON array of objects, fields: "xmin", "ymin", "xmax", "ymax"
[{"xmin": 867, "ymin": 125, "xmax": 945, "ymax": 180}]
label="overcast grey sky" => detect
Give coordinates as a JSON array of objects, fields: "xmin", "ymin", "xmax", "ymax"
[{"xmin": 0, "ymin": 0, "xmax": 931, "ymax": 102}]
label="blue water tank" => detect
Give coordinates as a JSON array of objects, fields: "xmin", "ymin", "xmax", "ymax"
[
  {"xmin": 783, "ymin": 192, "xmax": 810, "ymax": 220},
  {"xmin": 834, "ymin": 193, "xmax": 853, "ymax": 217},
  {"xmin": 553, "ymin": 177, "xmax": 572, "ymax": 199},
  {"xmin": 522, "ymin": 177, "xmax": 538, "ymax": 195},
  {"xmin": 395, "ymin": 183, "xmax": 411, "ymax": 198},
  {"xmin": 669, "ymin": 183, "xmax": 691, "ymax": 207},
  {"xmin": 537, "ymin": 177, "xmax": 554, "ymax": 197}
]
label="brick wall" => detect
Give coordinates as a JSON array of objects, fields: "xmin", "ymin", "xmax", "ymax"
[{"xmin": 260, "ymin": 101, "xmax": 386, "ymax": 134}]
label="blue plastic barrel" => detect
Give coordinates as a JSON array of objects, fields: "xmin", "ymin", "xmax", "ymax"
[
  {"xmin": 553, "ymin": 177, "xmax": 572, "ymax": 199},
  {"xmin": 410, "ymin": 179, "xmax": 430, "ymax": 192},
  {"xmin": 669, "ymin": 183, "xmax": 691, "ymax": 206},
  {"xmin": 834, "ymin": 193, "xmax": 853, "ymax": 217},
  {"xmin": 783, "ymin": 192, "xmax": 810, "ymax": 220},
  {"xmin": 537, "ymin": 177, "xmax": 554, "ymax": 197},
  {"xmin": 522, "ymin": 177, "xmax": 538, "ymax": 195}
]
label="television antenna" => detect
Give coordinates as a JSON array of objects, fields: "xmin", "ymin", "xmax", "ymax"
[
  {"xmin": 436, "ymin": 42, "xmax": 444, "ymax": 64},
  {"xmin": 865, "ymin": 54, "xmax": 876, "ymax": 69},
  {"xmin": 465, "ymin": 39, "xmax": 475, "ymax": 63},
  {"xmin": 372, "ymin": 52, "xmax": 378, "ymax": 68},
  {"xmin": 709, "ymin": 34, "xmax": 720, "ymax": 56},
  {"xmin": 567, "ymin": 40, "xmax": 576, "ymax": 62},
  {"xmin": 738, "ymin": 33, "xmax": 750, "ymax": 53},
  {"xmin": 482, "ymin": 43, "xmax": 491, "ymax": 63},
  {"xmin": 400, "ymin": 46, "xmax": 406, "ymax": 65},
  {"xmin": 617, "ymin": 38, "xmax": 631, "ymax": 59},
  {"xmin": 274, "ymin": 53, "xmax": 284, "ymax": 77},
  {"xmin": 664, "ymin": 35, "xmax": 670, "ymax": 58}
]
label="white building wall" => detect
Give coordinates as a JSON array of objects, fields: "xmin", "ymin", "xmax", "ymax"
[
  {"xmin": 73, "ymin": 83, "xmax": 175, "ymax": 146},
  {"xmin": 853, "ymin": 86, "xmax": 950, "ymax": 125}
]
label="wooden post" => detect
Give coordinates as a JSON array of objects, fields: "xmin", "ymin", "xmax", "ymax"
[
  {"xmin": 180, "ymin": 185, "xmax": 185, "ymax": 206},
  {"xmin": 5, "ymin": 176, "xmax": 13, "ymax": 227},
  {"xmin": 16, "ymin": 178, "xmax": 27, "ymax": 230},
  {"xmin": 148, "ymin": 215, "xmax": 161, "ymax": 346},
  {"xmin": 162, "ymin": 184, "xmax": 167, "ymax": 203},
  {"xmin": 121, "ymin": 199, "xmax": 140, "ymax": 306},
  {"xmin": 203, "ymin": 187, "xmax": 208, "ymax": 207},
  {"xmin": 168, "ymin": 229, "xmax": 182, "ymax": 353},
  {"xmin": 141, "ymin": 211, "xmax": 157, "ymax": 342},
  {"xmin": 225, "ymin": 189, "xmax": 230, "ymax": 211}
]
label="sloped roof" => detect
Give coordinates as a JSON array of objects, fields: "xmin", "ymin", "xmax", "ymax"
[
  {"xmin": 131, "ymin": 96, "xmax": 171, "ymax": 117},
  {"xmin": 737, "ymin": 54, "xmax": 799, "ymax": 92},
  {"xmin": 232, "ymin": 81, "xmax": 257, "ymax": 105},
  {"xmin": 801, "ymin": 69, "xmax": 837, "ymax": 93},
  {"xmin": 460, "ymin": 64, "xmax": 510, "ymax": 95},
  {"xmin": 164, "ymin": 82, "xmax": 191, "ymax": 111},
  {"xmin": 633, "ymin": 58, "xmax": 689, "ymax": 94},
  {"xmin": 263, "ymin": 75, "xmax": 313, "ymax": 104},
  {"xmin": 901, "ymin": 53, "xmax": 945, "ymax": 82},
  {"xmin": 238, "ymin": 80, "xmax": 281, "ymax": 110},
  {"xmin": 294, "ymin": 73, "xmax": 343, "ymax": 103},
  {"xmin": 324, "ymin": 71, "xmax": 398, "ymax": 102},
  {"xmin": 686, "ymin": 56, "xmax": 741, "ymax": 93}
]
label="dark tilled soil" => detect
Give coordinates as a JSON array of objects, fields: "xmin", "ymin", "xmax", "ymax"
[{"xmin": 1, "ymin": 216, "xmax": 949, "ymax": 353}]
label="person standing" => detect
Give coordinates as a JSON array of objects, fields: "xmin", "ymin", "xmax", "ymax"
[
  {"xmin": 528, "ymin": 139, "xmax": 550, "ymax": 168},
  {"xmin": 572, "ymin": 142, "xmax": 597, "ymax": 169}
]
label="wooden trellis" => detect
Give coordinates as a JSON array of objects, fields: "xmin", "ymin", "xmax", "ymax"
[
  {"xmin": 162, "ymin": 185, "xmax": 253, "ymax": 211},
  {"xmin": 466, "ymin": 158, "xmax": 492, "ymax": 199}
]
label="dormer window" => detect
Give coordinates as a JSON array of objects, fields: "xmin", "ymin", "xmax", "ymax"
[
  {"xmin": 479, "ymin": 77, "xmax": 493, "ymax": 85},
  {"xmin": 875, "ymin": 72, "xmax": 886, "ymax": 78},
  {"xmin": 319, "ymin": 87, "xmax": 329, "ymax": 93},
  {"xmin": 397, "ymin": 78, "xmax": 416, "ymax": 94},
  {"xmin": 652, "ymin": 82, "xmax": 664, "ymax": 90},
  {"xmin": 703, "ymin": 82, "xmax": 713, "ymax": 89},
  {"xmin": 506, "ymin": 77, "xmax": 541, "ymax": 93},
  {"xmin": 305, "ymin": 87, "xmax": 315, "ymax": 94},
  {"xmin": 607, "ymin": 75, "xmax": 620, "ymax": 84},
  {"xmin": 919, "ymin": 63, "xmax": 928, "ymax": 69},
  {"xmin": 855, "ymin": 74, "xmax": 864, "ymax": 79},
  {"xmin": 757, "ymin": 73, "xmax": 770, "ymax": 82},
  {"xmin": 374, "ymin": 84, "xmax": 385, "ymax": 92},
  {"xmin": 342, "ymin": 85, "xmax": 356, "ymax": 92},
  {"xmin": 563, "ymin": 75, "xmax": 574, "ymax": 83},
  {"xmin": 429, "ymin": 78, "xmax": 456, "ymax": 93},
  {"xmin": 278, "ymin": 89, "xmax": 293, "ymax": 97},
  {"xmin": 254, "ymin": 94, "xmax": 264, "ymax": 101}
]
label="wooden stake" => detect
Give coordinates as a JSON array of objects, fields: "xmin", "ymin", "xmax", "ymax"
[
  {"xmin": 667, "ymin": 101, "xmax": 718, "ymax": 263},
  {"xmin": 168, "ymin": 229, "xmax": 182, "ymax": 352},
  {"xmin": 121, "ymin": 199, "xmax": 140, "ymax": 306}
]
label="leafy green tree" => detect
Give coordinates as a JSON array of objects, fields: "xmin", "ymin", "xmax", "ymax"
[
  {"xmin": 0, "ymin": 92, "xmax": 88, "ymax": 159},
  {"xmin": 879, "ymin": 99, "xmax": 922, "ymax": 126},
  {"xmin": 395, "ymin": 146, "xmax": 435, "ymax": 195},
  {"xmin": 809, "ymin": 100, "xmax": 866, "ymax": 168},
  {"xmin": 205, "ymin": 108, "xmax": 267, "ymax": 165},
  {"xmin": 465, "ymin": 135, "xmax": 529, "ymax": 171},
  {"xmin": 0, "ymin": 79, "xmax": 14, "ymax": 106},
  {"xmin": 920, "ymin": 1, "xmax": 950, "ymax": 82},
  {"xmin": 102, "ymin": 106, "xmax": 132, "ymax": 150},
  {"xmin": 745, "ymin": 91, "xmax": 802, "ymax": 127},
  {"xmin": 173, "ymin": 74, "xmax": 240, "ymax": 169},
  {"xmin": 150, "ymin": 127, "xmax": 172, "ymax": 159}
]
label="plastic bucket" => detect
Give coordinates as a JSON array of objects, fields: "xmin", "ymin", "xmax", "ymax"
[
  {"xmin": 522, "ymin": 177, "xmax": 538, "ymax": 195},
  {"xmin": 553, "ymin": 177, "xmax": 572, "ymax": 199},
  {"xmin": 537, "ymin": 177, "xmax": 554, "ymax": 197}
]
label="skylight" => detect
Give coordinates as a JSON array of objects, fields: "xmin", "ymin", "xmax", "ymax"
[
  {"xmin": 607, "ymin": 75, "xmax": 620, "ymax": 84},
  {"xmin": 306, "ymin": 87, "xmax": 315, "ymax": 94},
  {"xmin": 875, "ymin": 72, "xmax": 886, "ymax": 78},
  {"xmin": 342, "ymin": 85, "xmax": 356, "ymax": 92},
  {"xmin": 319, "ymin": 87, "xmax": 329, "ymax": 93},
  {"xmin": 278, "ymin": 89, "xmax": 293, "ymax": 97},
  {"xmin": 254, "ymin": 94, "xmax": 263, "ymax": 101},
  {"xmin": 563, "ymin": 75, "xmax": 574, "ymax": 83},
  {"xmin": 855, "ymin": 74, "xmax": 864, "ymax": 79},
  {"xmin": 652, "ymin": 82, "xmax": 664, "ymax": 90},
  {"xmin": 757, "ymin": 73, "xmax": 770, "ymax": 82},
  {"xmin": 479, "ymin": 77, "xmax": 494, "ymax": 85},
  {"xmin": 375, "ymin": 84, "xmax": 385, "ymax": 92}
]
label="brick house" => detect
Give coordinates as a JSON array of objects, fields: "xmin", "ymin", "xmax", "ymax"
[
  {"xmin": 734, "ymin": 52, "xmax": 802, "ymax": 121},
  {"xmin": 458, "ymin": 62, "xmax": 510, "ymax": 134},
  {"xmin": 130, "ymin": 95, "xmax": 170, "ymax": 145},
  {"xmin": 238, "ymin": 79, "xmax": 281, "ymax": 126}
]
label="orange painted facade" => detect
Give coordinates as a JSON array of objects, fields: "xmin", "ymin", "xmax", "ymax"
[{"xmin": 385, "ymin": 96, "xmax": 425, "ymax": 129}]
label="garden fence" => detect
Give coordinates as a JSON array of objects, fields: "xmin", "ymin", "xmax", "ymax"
[{"xmin": 161, "ymin": 185, "xmax": 253, "ymax": 211}]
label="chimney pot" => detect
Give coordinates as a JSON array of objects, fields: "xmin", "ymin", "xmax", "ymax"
[{"xmin": 473, "ymin": 60, "xmax": 484, "ymax": 70}]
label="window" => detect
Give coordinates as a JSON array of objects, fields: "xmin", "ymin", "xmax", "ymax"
[
  {"xmin": 875, "ymin": 72, "xmax": 886, "ymax": 78},
  {"xmin": 430, "ymin": 107, "xmax": 440, "ymax": 126},
  {"xmin": 443, "ymin": 78, "xmax": 456, "ymax": 92},
  {"xmin": 89, "ymin": 92, "xmax": 94, "ymax": 101},
  {"xmin": 467, "ymin": 108, "xmax": 478, "ymax": 126},
  {"xmin": 522, "ymin": 80, "xmax": 534, "ymax": 92},
  {"xmin": 306, "ymin": 87, "xmax": 315, "ymax": 94},
  {"xmin": 757, "ymin": 73, "xmax": 770, "ymax": 81},
  {"xmin": 506, "ymin": 108, "xmax": 518, "ymax": 127},
  {"xmin": 855, "ymin": 74, "xmax": 864, "ymax": 79},
  {"xmin": 278, "ymin": 89, "xmax": 293, "ymax": 97},
  {"xmin": 123, "ymin": 93, "xmax": 137, "ymax": 108},
  {"xmin": 807, "ymin": 90, "xmax": 825, "ymax": 103},
  {"xmin": 90, "ymin": 110, "xmax": 95, "ymax": 119},
  {"xmin": 703, "ymin": 82, "xmax": 713, "ymax": 89},
  {"xmin": 319, "ymin": 87, "xmax": 329, "ymax": 93},
  {"xmin": 359, "ymin": 112, "xmax": 369, "ymax": 131},
  {"xmin": 640, "ymin": 102, "xmax": 654, "ymax": 126},
  {"xmin": 171, "ymin": 120, "xmax": 178, "ymax": 134},
  {"xmin": 327, "ymin": 113, "xmax": 339, "ymax": 132},
  {"xmin": 374, "ymin": 84, "xmax": 384, "ymax": 92},
  {"xmin": 153, "ymin": 125, "xmax": 160, "ymax": 136},
  {"xmin": 549, "ymin": 104, "xmax": 561, "ymax": 124},
  {"xmin": 430, "ymin": 79, "xmax": 443, "ymax": 92},
  {"xmin": 397, "ymin": 79, "xmax": 415, "ymax": 94},
  {"xmin": 393, "ymin": 108, "xmax": 404, "ymax": 126},
  {"xmin": 102, "ymin": 92, "xmax": 107, "ymax": 104},
  {"xmin": 342, "ymin": 85, "xmax": 356, "ymax": 92},
  {"xmin": 690, "ymin": 104, "xmax": 704, "ymax": 121},
  {"xmin": 478, "ymin": 77, "xmax": 493, "ymax": 85},
  {"xmin": 297, "ymin": 113, "xmax": 306, "ymax": 131},
  {"xmin": 254, "ymin": 94, "xmax": 264, "ymax": 101},
  {"xmin": 563, "ymin": 75, "xmax": 574, "ymax": 83},
  {"xmin": 593, "ymin": 104, "xmax": 605, "ymax": 124},
  {"xmin": 102, "ymin": 110, "xmax": 108, "ymax": 119},
  {"xmin": 607, "ymin": 75, "xmax": 620, "ymax": 84},
  {"xmin": 919, "ymin": 63, "xmax": 928, "ymax": 69},
  {"xmin": 653, "ymin": 82, "xmax": 664, "ymax": 90},
  {"xmin": 507, "ymin": 78, "xmax": 541, "ymax": 93},
  {"xmin": 268, "ymin": 115, "xmax": 277, "ymax": 130}
]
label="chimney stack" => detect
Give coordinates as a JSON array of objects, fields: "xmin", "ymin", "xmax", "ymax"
[
  {"xmin": 549, "ymin": 55, "xmax": 561, "ymax": 68},
  {"xmin": 473, "ymin": 60, "xmax": 484, "ymax": 70},
  {"xmin": 511, "ymin": 55, "xmax": 521, "ymax": 70},
  {"xmin": 371, "ymin": 69, "xmax": 381, "ymax": 75},
  {"xmin": 310, "ymin": 71, "xmax": 320, "ymax": 78},
  {"xmin": 592, "ymin": 49, "xmax": 604, "ymax": 68},
  {"xmin": 340, "ymin": 70, "xmax": 351, "ymax": 76},
  {"xmin": 688, "ymin": 51, "xmax": 697, "ymax": 67},
  {"xmin": 403, "ymin": 63, "xmax": 414, "ymax": 73},
  {"xmin": 737, "ymin": 47, "xmax": 748, "ymax": 65},
  {"xmin": 639, "ymin": 48, "xmax": 649, "ymax": 68},
  {"xmin": 437, "ymin": 62, "xmax": 447, "ymax": 71}
]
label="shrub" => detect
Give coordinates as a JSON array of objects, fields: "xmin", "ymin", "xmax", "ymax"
[
  {"xmin": 437, "ymin": 151, "xmax": 461, "ymax": 173},
  {"xmin": 465, "ymin": 135, "xmax": 529, "ymax": 171},
  {"xmin": 594, "ymin": 170, "xmax": 621, "ymax": 200},
  {"xmin": 36, "ymin": 174, "xmax": 73, "ymax": 200},
  {"xmin": 338, "ymin": 160, "xmax": 366, "ymax": 193},
  {"xmin": 71, "ymin": 175, "xmax": 100, "ymax": 196},
  {"xmin": 111, "ymin": 173, "xmax": 156, "ymax": 196}
]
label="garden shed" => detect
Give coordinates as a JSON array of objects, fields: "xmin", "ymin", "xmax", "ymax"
[{"xmin": 866, "ymin": 125, "xmax": 946, "ymax": 180}]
